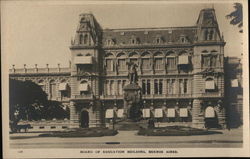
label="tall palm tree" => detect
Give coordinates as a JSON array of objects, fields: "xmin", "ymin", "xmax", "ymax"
[{"xmin": 226, "ymin": 3, "xmax": 243, "ymax": 33}]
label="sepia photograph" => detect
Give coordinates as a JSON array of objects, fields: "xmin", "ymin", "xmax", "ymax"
[{"xmin": 2, "ymin": 0, "xmax": 249, "ymax": 158}]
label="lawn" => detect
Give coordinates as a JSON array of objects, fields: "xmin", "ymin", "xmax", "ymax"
[
  {"xmin": 137, "ymin": 126, "xmax": 223, "ymax": 136},
  {"xmin": 39, "ymin": 127, "xmax": 118, "ymax": 137}
]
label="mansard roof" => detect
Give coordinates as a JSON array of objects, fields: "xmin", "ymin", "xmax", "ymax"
[{"xmin": 102, "ymin": 26, "xmax": 197, "ymax": 46}]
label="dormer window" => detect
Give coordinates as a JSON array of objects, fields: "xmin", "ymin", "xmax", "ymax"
[
  {"xmin": 156, "ymin": 36, "xmax": 162, "ymax": 44},
  {"xmin": 106, "ymin": 38, "xmax": 115, "ymax": 46},
  {"xmin": 131, "ymin": 36, "xmax": 139, "ymax": 44},
  {"xmin": 131, "ymin": 39, "xmax": 136, "ymax": 44},
  {"xmin": 180, "ymin": 35, "xmax": 187, "ymax": 43}
]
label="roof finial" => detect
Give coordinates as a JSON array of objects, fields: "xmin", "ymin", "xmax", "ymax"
[
  {"xmin": 35, "ymin": 64, "xmax": 37, "ymax": 68},
  {"xmin": 46, "ymin": 64, "xmax": 49, "ymax": 68},
  {"xmin": 58, "ymin": 63, "xmax": 60, "ymax": 68},
  {"xmin": 24, "ymin": 64, "xmax": 26, "ymax": 68},
  {"xmin": 12, "ymin": 64, "xmax": 15, "ymax": 69}
]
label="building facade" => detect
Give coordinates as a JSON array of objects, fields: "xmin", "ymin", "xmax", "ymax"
[{"xmin": 10, "ymin": 8, "xmax": 229, "ymax": 129}]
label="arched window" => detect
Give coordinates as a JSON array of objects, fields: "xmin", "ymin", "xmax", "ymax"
[
  {"xmin": 154, "ymin": 52, "xmax": 164, "ymax": 70},
  {"xmin": 166, "ymin": 51, "xmax": 176, "ymax": 70},
  {"xmin": 205, "ymin": 106, "xmax": 215, "ymax": 118},
  {"xmin": 105, "ymin": 53, "xmax": 115, "ymax": 71},
  {"xmin": 117, "ymin": 53, "xmax": 126, "ymax": 71},
  {"xmin": 141, "ymin": 52, "xmax": 151, "ymax": 70},
  {"xmin": 59, "ymin": 79, "xmax": 70, "ymax": 98},
  {"xmin": 129, "ymin": 52, "xmax": 139, "ymax": 65}
]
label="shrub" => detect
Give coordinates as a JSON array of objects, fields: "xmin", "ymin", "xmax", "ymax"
[
  {"xmin": 39, "ymin": 127, "xmax": 118, "ymax": 137},
  {"xmin": 137, "ymin": 126, "xmax": 222, "ymax": 136}
]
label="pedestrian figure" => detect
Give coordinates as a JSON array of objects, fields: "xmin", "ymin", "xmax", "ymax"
[{"xmin": 148, "ymin": 118, "xmax": 155, "ymax": 129}]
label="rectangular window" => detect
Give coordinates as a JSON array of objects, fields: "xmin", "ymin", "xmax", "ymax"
[
  {"xmin": 167, "ymin": 79, "xmax": 171, "ymax": 94},
  {"xmin": 142, "ymin": 59, "xmax": 150, "ymax": 70},
  {"xmin": 50, "ymin": 83, "xmax": 57, "ymax": 99},
  {"xmin": 167, "ymin": 57, "xmax": 176, "ymax": 70},
  {"xmin": 179, "ymin": 79, "xmax": 184, "ymax": 94},
  {"xmin": 155, "ymin": 58, "xmax": 163, "ymax": 70},
  {"xmin": 211, "ymin": 55, "xmax": 217, "ymax": 67},
  {"xmin": 110, "ymin": 80, "xmax": 115, "ymax": 95},
  {"xmin": 118, "ymin": 59, "xmax": 126, "ymax": 71},
  {"xmin": 159, "ymin": 79, "xmax": 163, "ymax": 95},
  {"xmin": 142, "ymin": 80, "xmax": 146, "ymax": 95},
  {"xmin": 154, "ymin": 80, "xmax": 158, "ymax": 94},
  {"xmin": 184, "ymin": 79, "xmax": 188, "ymax": 93},
  {"xmin": 118, "ymin": 80, "xmax": 123, "ymax": 95},
  {"xmin": 147, "ymin": 80, "xmax": 151, "ymax": 95},
  {"xmin": 106, "ymin": 81, "xmax": 110, "ymax": 95},
  {"xmin": 205, "ymin": 80, "xmax": 215, "ymax": 90},
  {"xmin": 106, "ymin": 59, "xmax": 113, "ymax": 71},
  {"xmin": 172, "ymin": 79, "xmax": 176, "ymax": 94},
  {"xmin": 202, "ymin": 56, "xmax": 210, "ymax": 68}
]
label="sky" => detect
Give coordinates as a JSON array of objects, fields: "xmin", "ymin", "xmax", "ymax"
[{"xmin": 1, "ymin": 1, "xmax": 244, "ymax": 68}]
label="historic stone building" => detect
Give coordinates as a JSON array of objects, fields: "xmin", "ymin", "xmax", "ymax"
[{"xmin": 10, "ymin": 8, "xmax": 230, "ymax": 129}]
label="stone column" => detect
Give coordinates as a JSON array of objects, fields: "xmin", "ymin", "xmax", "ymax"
[
  {"xmin": 192, "ymin": 99, "xmax": 205, "ymax": 128},
  {"xmin": 69, "ymin": 101, "xmax": 79, "ymax": 128}
]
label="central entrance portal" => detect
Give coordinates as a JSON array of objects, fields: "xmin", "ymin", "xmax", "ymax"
[{"xmin": 80, "ymin": 110, "xmax": 89, "ymax": 128}]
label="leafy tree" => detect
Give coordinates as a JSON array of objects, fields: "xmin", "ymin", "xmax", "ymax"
[
  {"xmin": 226, "ymin": 3, "xmax": 243, "ymax": 33},
  {"xmin": 9, "ymin": 79, "xmax": 70, "ymax": 131}
]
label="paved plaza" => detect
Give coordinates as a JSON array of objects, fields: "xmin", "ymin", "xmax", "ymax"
[{"xmin": 10, "ymin": 128, "xmax": 243, "ymax": 148}]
